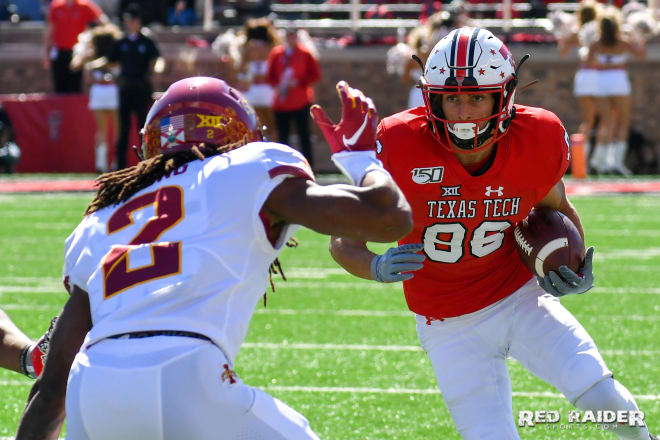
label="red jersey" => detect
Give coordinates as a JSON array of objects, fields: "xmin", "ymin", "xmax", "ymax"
[
  {"xmin": 266, "ymin": 43, "xmax": 321, "ymax": 111},
  {"xmin": 377, "ymin": 105, "xmax": 570, "ymax": 318},
  {"xmin": 48, "ymin": 0, "xmax": 103, "ymax": 50}
]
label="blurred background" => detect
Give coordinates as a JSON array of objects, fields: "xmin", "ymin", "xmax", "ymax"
[{"xmin": 0, "ymin": 0, "xmax": 658, "ymax": 175}]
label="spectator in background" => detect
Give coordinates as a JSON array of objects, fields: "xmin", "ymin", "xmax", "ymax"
[
  {"xmin": 401, "ymin": 11, "xmax": 460, "ymax": 108},
  {"xmin": 237, "ymin": 17, "xmax": 280, "ymax": 140},
  {"xmin": 71, "ymin": 23, "xmax": 122, "ymax": 173},
  {"xmin": 43, "ymin": 0, "xmax": 109, "ymax": 93},
  {"xmin": 168, "ymin": 0, "xmax": 196, "ymax": 26},
  {"xmin": 402, "ymin": 25, "xmax": 432, "ymax": 109},
  {"xmin": 587, "ymin": 6, "xmax": 646, "ymax": 175},
  {"xmin": 266, "ymin": 28, "xmax": 321, "ymax": 169},
  {"xmin": 108, "ymin": 3, "xmax": 161, "ymax": 170},
  {"xmin": 557, "ymin": 0, "xmax": 601, "ymax": 169},
  {"xmin": 119, "ymin": 0, "xmax": 168, "ymax": 26}
]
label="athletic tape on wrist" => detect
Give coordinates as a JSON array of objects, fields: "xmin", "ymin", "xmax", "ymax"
[{"xmin": 331, "ymin": 151, "xmax": 391, "ymax": 186}]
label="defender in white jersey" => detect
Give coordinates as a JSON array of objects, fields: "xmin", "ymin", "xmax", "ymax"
[{"xmin": 17, "ymin": 77, "xmax": 413, "ymax": 440}]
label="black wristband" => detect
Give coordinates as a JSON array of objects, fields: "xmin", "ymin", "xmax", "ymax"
[{"xmin": 18, "ymin": 344, "xmax": 30, "ymax": 377}]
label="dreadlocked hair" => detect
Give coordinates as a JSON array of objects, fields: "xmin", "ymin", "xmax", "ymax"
[
  {"xmin": 263, "ymin": 237, "xmax": 298, "ymax": 307},
  {"xmin": 84, "ymin": 139, "xmax": 248, "ymax": 216}
]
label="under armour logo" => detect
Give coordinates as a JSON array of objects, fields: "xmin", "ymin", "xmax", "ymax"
[{"xmin": 485, "ymin": 186, "xmax": 504, "ymax": 197}]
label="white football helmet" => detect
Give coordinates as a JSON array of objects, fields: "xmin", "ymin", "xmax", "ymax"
[{"xmin": 421, "ymin": 27, "xmax": 520, "ymax": 152}]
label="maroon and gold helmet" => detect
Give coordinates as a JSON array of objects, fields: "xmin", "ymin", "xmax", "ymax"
[{"xmin": 139, "ymin": 76, "xmax": 262, "ymax": 160}]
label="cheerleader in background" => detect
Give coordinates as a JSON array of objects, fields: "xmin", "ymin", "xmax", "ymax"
[
  {"xmin": 556, "ymin": 0, "xmax": 601, "ymax": 166},
  {"xmin": 71, "ymin": 23, "xmax": 122, "ymax": 173},
  {"xmin": 237, "ymin": 18, "xmax": 281, "ymax": 140},
  {"xmin": 402, "ymin": 25, "xmax": 430, "ymax": 109},
  {"xmin": 587, "ymin": 6, "xmax": 649, "ymax": 175},
  {"xmin": 387, "ymin": 8, "xmax": 478, "ymax": 110}
]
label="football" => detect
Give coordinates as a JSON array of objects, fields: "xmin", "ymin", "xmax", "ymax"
[{"xmin": 514, "ymin": 208, "xmax": 585, "ymax": 278}]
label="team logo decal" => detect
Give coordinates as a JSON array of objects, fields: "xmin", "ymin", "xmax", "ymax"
[
  {"xmin": 196, "ymin": 108, "xmax": 252, "ymax": 143},
  {"xmin": 197, "ymin": 113, "xmax": 230, "ymax": 129},
  {"xmin": 485, "ymin": 185, "xmax": 504, "ymax": 197},
  {"xmin": 498, "ymin": 44, "xmax": 515, "ymax": 69},
  {"xmin": 441, "ymin": 185, "xmax": 461, "ymax": 197},
  {"xmin": 411, "ymin": 166, "xmax": 444, "ymax": 184}
]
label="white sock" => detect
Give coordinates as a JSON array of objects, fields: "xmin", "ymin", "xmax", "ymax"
[
  {"xmin": 95, "ymin": 142, "xmax": 108, "ymax": 172},
  {"xmin": 613, "ymin": 140, "xmax": 631, "ymax": 175},
  {"xmin": 575, "ymin": 378, "xmax": 650, "ymax": 439},
  {"xmin": 590, "ymin": 144, "xmax": 607, "ymax": 173},
  {"xmin": 604, "ymin": 143, "xmax": 617, "ymax": 172}
]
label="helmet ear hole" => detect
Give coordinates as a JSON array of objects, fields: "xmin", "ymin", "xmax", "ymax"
[{"xmin": 228, "ymin": 88, "xmax": 241, "ymax": 102}]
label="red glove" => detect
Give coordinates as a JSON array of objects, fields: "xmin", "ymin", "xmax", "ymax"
[{"xmin": 310, "ymin": 81, "xmax": 378, "ymax": 153}]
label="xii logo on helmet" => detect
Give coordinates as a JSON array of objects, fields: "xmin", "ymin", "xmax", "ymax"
[{"xmin": 144, "ymin": 108, "xmax": 255, "ymax": 158}]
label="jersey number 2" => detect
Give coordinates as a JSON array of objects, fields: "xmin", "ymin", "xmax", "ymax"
[{"xmin": 102, "ymin": 186, "xmax": 184, "ymax": 299}]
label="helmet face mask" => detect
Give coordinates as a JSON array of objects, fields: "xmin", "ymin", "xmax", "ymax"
[
  {"xmin": 422, "ymin": 27, "xmax": 518, "ymax": 153},
  {"xmin": 140, "ymin": 77, "xmax": 263, "ymax": 160}
]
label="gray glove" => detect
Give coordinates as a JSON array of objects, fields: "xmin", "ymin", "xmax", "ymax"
[
  {"xmin": 371, "ymin": 243, "xmax": 425, "ymax": 283},
  {"xmin": 537, "ymin": 246, "xmax": 595, "ymax": 297}
]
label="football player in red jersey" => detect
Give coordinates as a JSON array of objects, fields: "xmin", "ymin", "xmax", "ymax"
[
  {"xmin": 316, "ymin": 27, "xmax": 654, "ymax": 439},
  {"xmin": 0, "ymin": 309, "xmax": 54, "ymax": 379},
  {"xmin": 0, "ymin": 309, "xmax": 34, "ymax": 375}
]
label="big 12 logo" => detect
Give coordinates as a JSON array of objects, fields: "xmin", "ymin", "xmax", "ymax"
[{"xmin": 411, "ymin": 166, "xmax": 444, "ymax": 184}]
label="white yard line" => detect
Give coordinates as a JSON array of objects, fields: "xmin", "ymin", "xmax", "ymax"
[
  {"xmin": 254, "ymin": 308, "xmax": 660, "ymax": 321},
  {"xmin": 241, "ymin": 342, "xmax": 659, "ymax": 357},
  {"xmin": 0, "ymin": 286, "xmax": 66, "ymax": 294},
  {"xmin": 1, "ymin": 298, "xmax": 657, "ymax": 321},
  {"xmin": 598, "ymin": 248, "xmax": 660, "ymax": 260},
  {"xmin": 262, "ymin": 386, "xmax": 660, "ymax": 401},
  {"xmin": 1, "ymin": 381, "xmax": 657, "ymax": 401},
  {"xmin": 593, "ymin": 229, "xmax": 660, "ymax": 237},
  {"xmin": 5, "ymin": 283, "xmax": 660, "ymax": 294},
  {"xmin": 1, "ymin": 304, "xmax": 59, "ymax": 311}
]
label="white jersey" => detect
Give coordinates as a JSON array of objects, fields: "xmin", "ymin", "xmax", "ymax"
[{"xmin": 63, "ymin": 142, "xmax": 314, "ymax": 363}]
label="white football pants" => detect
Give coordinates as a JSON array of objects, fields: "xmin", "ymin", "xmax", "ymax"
[
  {"xmin": 65, "ymin": 336, "xmax": 319, "ymax": 440},
  {"xmin": 416, "ymin": 277, "xmax": 613, "ymax": 439}
]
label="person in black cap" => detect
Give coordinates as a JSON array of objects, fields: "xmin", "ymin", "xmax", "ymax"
[{"xmin": 107, "ymin": 3, "xmax": 161, "ymax": 170}]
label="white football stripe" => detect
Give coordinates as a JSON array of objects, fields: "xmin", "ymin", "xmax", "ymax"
[{"xmin": 535, "ymin": 238, "xmax": 568, "ymax": 278}]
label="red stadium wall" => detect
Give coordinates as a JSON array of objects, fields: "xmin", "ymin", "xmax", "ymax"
[{"xmin": 1, "ymin": 94, "xmax": 139, "ymax": 173}]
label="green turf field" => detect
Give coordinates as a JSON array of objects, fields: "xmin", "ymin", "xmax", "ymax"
[{"xmin": 0, "ymin": 192, "xmax": 658, "ymax": 438}]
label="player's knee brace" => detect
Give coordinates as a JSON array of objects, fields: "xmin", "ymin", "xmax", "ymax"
[{"xmin": 574, "ymin": 377, "xmax": 649, "ymax": 440}]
